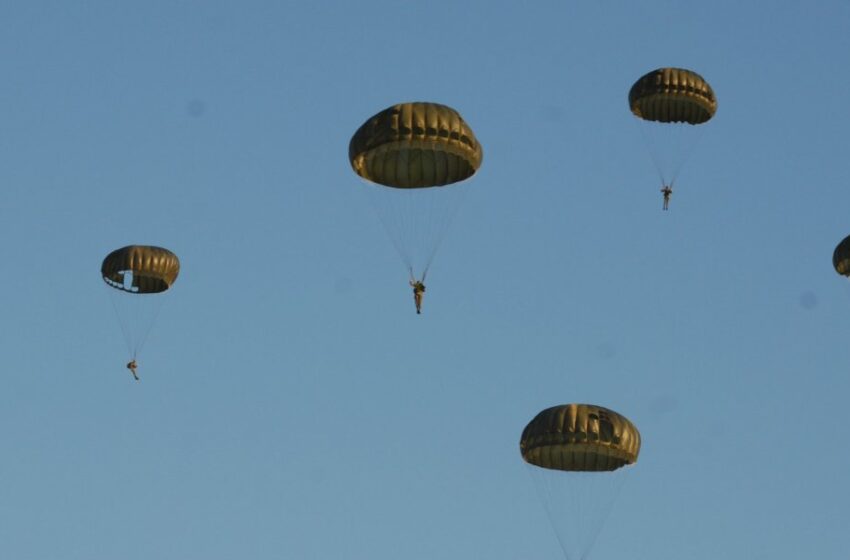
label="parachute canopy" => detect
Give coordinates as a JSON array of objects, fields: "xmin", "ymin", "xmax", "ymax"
[
  {"xmin": 349, "ymin": 102, "xmax": 482, "ymax": 189},
  {"xmin": 520, "ymin": 404, "xmax": 641, "ymax": 472},
  {"xmin": 629, "ymin": 68, "xmax": 717, "ymax": 125},
  {"xmin": 834, "ymin": 235, "xmax": 850, "ymax": 276},
  {"xmin": 101, "ymin": 245, "xmax": 180, "ymax": 294}
]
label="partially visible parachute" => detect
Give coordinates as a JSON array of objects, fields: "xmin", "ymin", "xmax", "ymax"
[
  {"xmin": 833, "ymin": 235, "xmax": 850, "ymax": 277},
  {"xmin": 629, "ymin": 68, "xmax": 717, "ymax": 207},
  {"xmin": 521, "ymin": 404, "xmax": 641, "ymax": 560},
  {"xmin": 102, "ymin": 245, "xmax": 180, "ymax": 368},
  {"xmin": 349, "ymin": 102, "xmax": 482, "ymax": 298}
]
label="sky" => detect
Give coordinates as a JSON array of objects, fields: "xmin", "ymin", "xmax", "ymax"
[{"xmin": 1, "ymin": 1, "xmax": 849, "ymax": 559}]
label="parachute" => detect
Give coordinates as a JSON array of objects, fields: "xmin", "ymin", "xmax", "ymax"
[
  {"xmin": 521, "ymin": 404, "xmax": 640, "ymax": 560},
  {"xmin": 102, "ymin": 245, "xmax": 180, "ymax": 366},
  {"xmin": 629, "ymin": 68, "xmax": 717, "ymax": 125},
  {"xmin": 521, "ymin": 403, "xmax": 641, "ymax": 471},
  {"xmin": 349, "ymin": 102, "xmax": 482, "ymax": 189},
  {"xmin": 833, "ymin": 235, "xmax": 850, "ymax": 276},
  {"xmin": 102, "ymin": 245, "xmax": 180, "ymax": 294},
  {"xmin": 349, "ymin": 102, "xmax": 482, "ymax": 287},
  {"xmin": 629, "ymin": 68, "xmax": 716, "ymax": 206}
]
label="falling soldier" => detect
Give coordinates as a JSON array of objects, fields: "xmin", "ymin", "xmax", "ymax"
[
  {"xmin": 409, "ymin": 279, "xmax": 426, "ymax": 315},
  {"xmin": 126, "ymin": 359, "xmax": 139, "ymax": 381},
  {"xmin": 661, "ymin": 185, "xmax": 673, "ymax": 211}
]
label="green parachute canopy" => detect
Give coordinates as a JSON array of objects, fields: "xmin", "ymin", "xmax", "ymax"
[
  {"xmin": 833, "ymin": 235, "xmax": 850, "ymax": 276},
  {"xmin": 520, "ymin": 404, "xmax": 641, "ymax": 472},
  {"xmin": 629, "ymin": 67, "xmax": 717, "ymax": 125},
  {"xmin": 101, "ymin": 245, "xmax": 180, "ymax": 294},
  {"xmin": 349, "ymin": 102, "xmax": 483, "ymax": 189}
]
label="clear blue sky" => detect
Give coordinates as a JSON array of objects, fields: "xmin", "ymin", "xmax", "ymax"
[{"xmin": 1, "ymin": 2, "xmax": 848, "ymax": 559}]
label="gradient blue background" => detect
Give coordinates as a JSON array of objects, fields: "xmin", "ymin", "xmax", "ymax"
[{"xmin": 1, "ymin": 2, "xmax": 848, "ymax": 558}]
